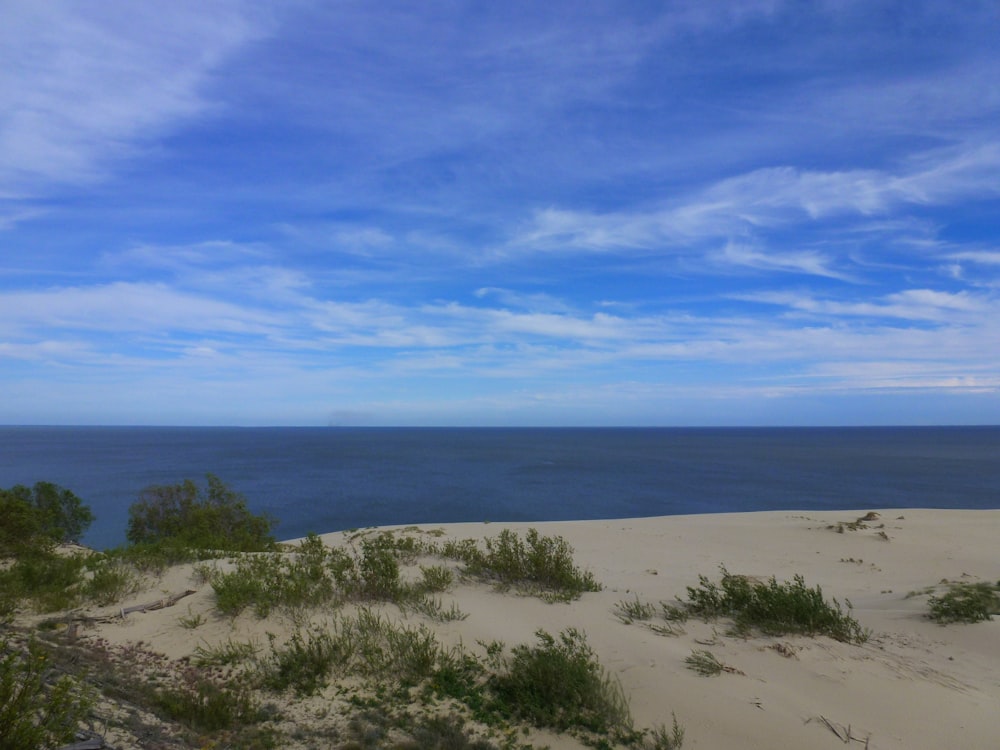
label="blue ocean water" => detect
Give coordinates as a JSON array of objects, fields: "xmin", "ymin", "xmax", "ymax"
[{"xmin": 1, "ymin": 426, "xmax": 998, "ymax": 550}]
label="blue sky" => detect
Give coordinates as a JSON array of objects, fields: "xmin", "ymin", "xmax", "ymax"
[{"xmin": 2, "ymin": 1, "xmax": 999, "ymax": 426}]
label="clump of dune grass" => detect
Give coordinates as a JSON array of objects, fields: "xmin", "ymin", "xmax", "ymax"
[
  {"xmin": 928, "ymin": 581, "xmax": 1000, "ymax": 624},
  {"xmin": 193, "ymin": 637, "xmax": 261, "ymax": 667},
  {"xmin": 614, "ymin": 596, "xmax": 657, "ymax": 624},
  {"xmin": 682, "ymin": 649, "xmax": 744, "ymax": 678},
  {"xmin": 487, "ymin": 628, "xmax": 631, "ymax": 736},
  {"xmin": 441, "ymin": 529, "xmax": 601, "ymax": 601},
  {"xmin": 684, "ymin": 566, "xmax": 870, "ymax": 644}
]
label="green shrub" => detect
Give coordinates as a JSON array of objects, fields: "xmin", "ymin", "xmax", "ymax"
[
  {"xmin": 193, "ymin": 638, "xmax": 261, "ymax": 667},
  {"xmin": 258, "ymin": 628, "xmax": 346, "ymax": 695},
  {"xmin": 259, "ymin": 611, "xmax": 450, "ymax": 695},
  {"xmin": 152, "ymin": 672, "xmax": 262, "ymax": 733},
  {"xmin": 83, "ymin": 558, "xmax": 143, "ymax": 606},
  {"xmin": 928, "ymin": 582, "xmax": 1000, "ymax": 623},
  {"xmin": 211, "ymin": 535, "xmax": 349, "ymax": 618},
  {"xmin": 684, "ymin": 566, "xmax": 869, "ymax": 644},
  {"xmin": 356, "ymin": 536, "xmax": 402, "ymax": 599},
  {"xmin": 395, "ymin": 714, "xmax": 499, "ymax": 750},
  {"xmin": 417, "ymin": 564, "xmax": 454, "ymax": 593},
  {"xmin": 642, "ymin": 716, "xmax": 685, "ymax": 750},
  {"xmin": 127, "ymin": 474, "xmax": 275, "ymax": 552},
  {"xmin": 0, "ymin": 638, "xmax": 94, "ymax": 750},
  {"xmin": 614, "ymin": 596, "xmax": 657, "ymax": 624},
  {"xmin": 0, "ymin": 482, "xmax": 94, "ymax": 553},
  {"xmin": 489, "ymin": 628, "xmax": 631, "ymax": 736},
  {"xmin": 683, "ymin": 650, "xmax": 723, "ymax": 677},
  {"xmin": 1, "ymin": 551, "xmax": 88, "ymax": 613},
  {"xmin": 448, "ymin": 529, "xmax": 601, "ymax": 600}
]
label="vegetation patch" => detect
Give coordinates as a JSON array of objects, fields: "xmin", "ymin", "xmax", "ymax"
[
  {"xmin": 487, "ymin": 628, "xmax": 630, "ymax": 736},
  {"xmin": 928, "ymin": 581, "xmax": 1000, "ymax": 624},
  {"xmin": 683, "ymin": 566, "xmax": 870, "ymax": 644},
  {"xmin": 442, "ymin": 529, "xmax": 601, "ymax": 601},
  {"xmin": 0, "ymin": 637, "xmax": 94, "ymax": 750},
  {"xmin": 126, "ymin": 473, "xmax": 276, "ymax": 553}
]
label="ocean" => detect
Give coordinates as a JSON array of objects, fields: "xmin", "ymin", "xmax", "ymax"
[{"xmin": 1, "ymin": 426, "xmax": 998, "ymax": 550}]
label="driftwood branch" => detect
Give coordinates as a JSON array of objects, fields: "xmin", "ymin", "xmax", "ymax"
[
  {"xmin": 119, "ymin": 589, "xmax": 196, "ymax": 618},
  {"xmin": 40, "ymin": 590, "xmax": 198, "ymax": 632}
]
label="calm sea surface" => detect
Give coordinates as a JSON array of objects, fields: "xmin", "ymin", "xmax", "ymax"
[{"xmin": 1, "ymin": 426, "xmax": 997, "ymax": 549}]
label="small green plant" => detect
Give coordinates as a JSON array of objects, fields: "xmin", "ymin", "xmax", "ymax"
[
  {"xmin": 446, "ymin": 529, "xmax": 601, "ymax": 600},
  {"xmin": 928, "ymin": 582, "xmax": 1000, "ymax": 624},
  {"xmin": 614, "ymin": 596, "xmax": 656, "ymax": 624},
  {"xmin": 684, "ymin": 566, "xmax": 870, "ymax": 644},
  {"xmin": 258, "ymin": 628, "xmax": 344, "ymax": 696},
  {"xmin": 489, "ymin": 628, "xmax": 632, "ymax": 736},
  {"xmin": 407, "ymin": 595, "xmax": 469, "ymax": 622},
  {"xmin": 417, "ymin": 564, "xmax": 454, "ymax": 593},
  {"xmin": 83, "ymin": 558, "xmax": 143, "ymax": 606},
  {"xmin": 683, "ymin": 650, "xmax": 723, "ymax": 676},
  {"xmin": 211, "ymin": 537, "xmax": 343, "ymax": 618},
  {"xmin": 0, "ymin": 551, "xmax": 88, "ymax": 613},
  {"xmin": 641, "ymin": 715, "xmax": 685, "ymax": 750},
  {"xmin": 0, "ymin": 638, "xmax": 94, "ymax": 750},
  {"xmin": 193, "ymin": 638, "xmax": 261, "ymax": 667},
  {"xmin": 152, "ymin": 672, "xmax": 263, "ymax": 733},
  {"xmin": 178, "ymin": 607, "xmax": 206, "ymax": 629},
  {"xmin": 355, "ymin": 536, "xmax": 402, "ymax": 599},
  {"xmin": 395, "ymin": 713, "xmax": 500, "ymax": 750},
  {"xmin": 259, "ymin": 610, "xmax": 453, "ymax": 695}
]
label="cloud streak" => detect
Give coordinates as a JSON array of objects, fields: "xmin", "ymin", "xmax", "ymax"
[{"xmin": 2, "ymin": 2, "xmax": 999, "ymax": 424}]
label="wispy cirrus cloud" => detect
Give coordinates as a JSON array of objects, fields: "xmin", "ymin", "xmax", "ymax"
[
  {"xmin": 0, "ymin": 0, "xmax": 267, "ymax": 201},
  {"xmin": 509, "ymin": 141, "xmax": 1000, "ymax": 265},
  {"xmin": 740, "ymin": 288, "xmax": 996, "ymax": 323}
]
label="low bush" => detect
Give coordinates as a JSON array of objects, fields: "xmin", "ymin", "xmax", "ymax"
[
  {"xmin": 928, "ymin": 582, "xmax": 1000, "ymax": 624},
  {"xmin": 83, "ymin": 557, "xmax": 143, "ymax": 606},
  {"xmin": 0, "ymin": 551, "xmax": 88, "ymax": 613},
  {"xmin": 258, "ymin": 628, "xmax": 346, "ymax": 696},
  {"xmin": 0, "ymin": 638, "xmax": 94, "ymax": 750},
  {"xmin": 446, "ymin": 529, "xmax": 601, "ymax": 600},
  {"xmin": 259, "ymin": 610, "xmax": 455, "ymax": 695},
  {"xmin": 152, "ymin": 671, "xmax": 263, "ymax": 733},
  {"xmin": 684, "ymin": 566, "xmax": 869, "ymax": 644},
  {"xmin": 489, "ymin": 628, "xmax": 631, "ymax": 736}
]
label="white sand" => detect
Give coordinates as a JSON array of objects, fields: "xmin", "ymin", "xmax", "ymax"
[{"xmin": 71, "ymin": 509, "xmax": 999, "ymax": 749}]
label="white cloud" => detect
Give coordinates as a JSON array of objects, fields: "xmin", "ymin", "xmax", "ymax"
[
  {"xmin": 0, "ymin": 1, "xmax": 267, "ymax": 199},
  {"xmin": 510, "ymin": 142, "xmax": 1000, "ymax": 262},
  {"xmin": 740, "ymin": 288, "xmax": 996, "ymax": 323},
  {"xmin": 950, "ymin": 250, "xmax": 1000, "ymax": 265},
  {"xmin": 0, "ymin": 281, "xmax": 285, "ymax": 337}
]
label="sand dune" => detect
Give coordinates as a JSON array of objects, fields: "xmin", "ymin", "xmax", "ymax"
[{"xmin": 58, "ymin": 509, "xmax": 999, "ymax": 749}]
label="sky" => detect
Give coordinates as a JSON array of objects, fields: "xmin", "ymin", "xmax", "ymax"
[{"xmin": 2, "ymin": 1, "xmax": 999, "ymax": 427}]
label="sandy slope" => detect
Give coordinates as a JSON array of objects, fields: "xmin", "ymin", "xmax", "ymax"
[{"xmin": 62, "ymin": 509, "xmax": 999, "ymax": 749}]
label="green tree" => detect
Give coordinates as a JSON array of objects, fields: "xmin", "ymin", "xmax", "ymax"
[
  {"xmin": 0, "ymin": 482, "xmax": 94, "ymax": 552},
  {"xmin": 27, "ymin": 482, "xmax": 94, "ymax": 544},
  {"xmin": 0, "ymin": 491, "xmax": 40, "ymax": 555},
  {"xmin": 127, "ymin": 474, "xmax": 275, "ymax": 552}
]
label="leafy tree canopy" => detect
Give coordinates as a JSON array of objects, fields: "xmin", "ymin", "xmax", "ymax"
[
  {"xmin": 126, "ymin": 474, "xmax": 276, "ymax": 552},
  {"xmin": 0, "ymin": 482, "xmax": 94, "ymax": 553}
]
